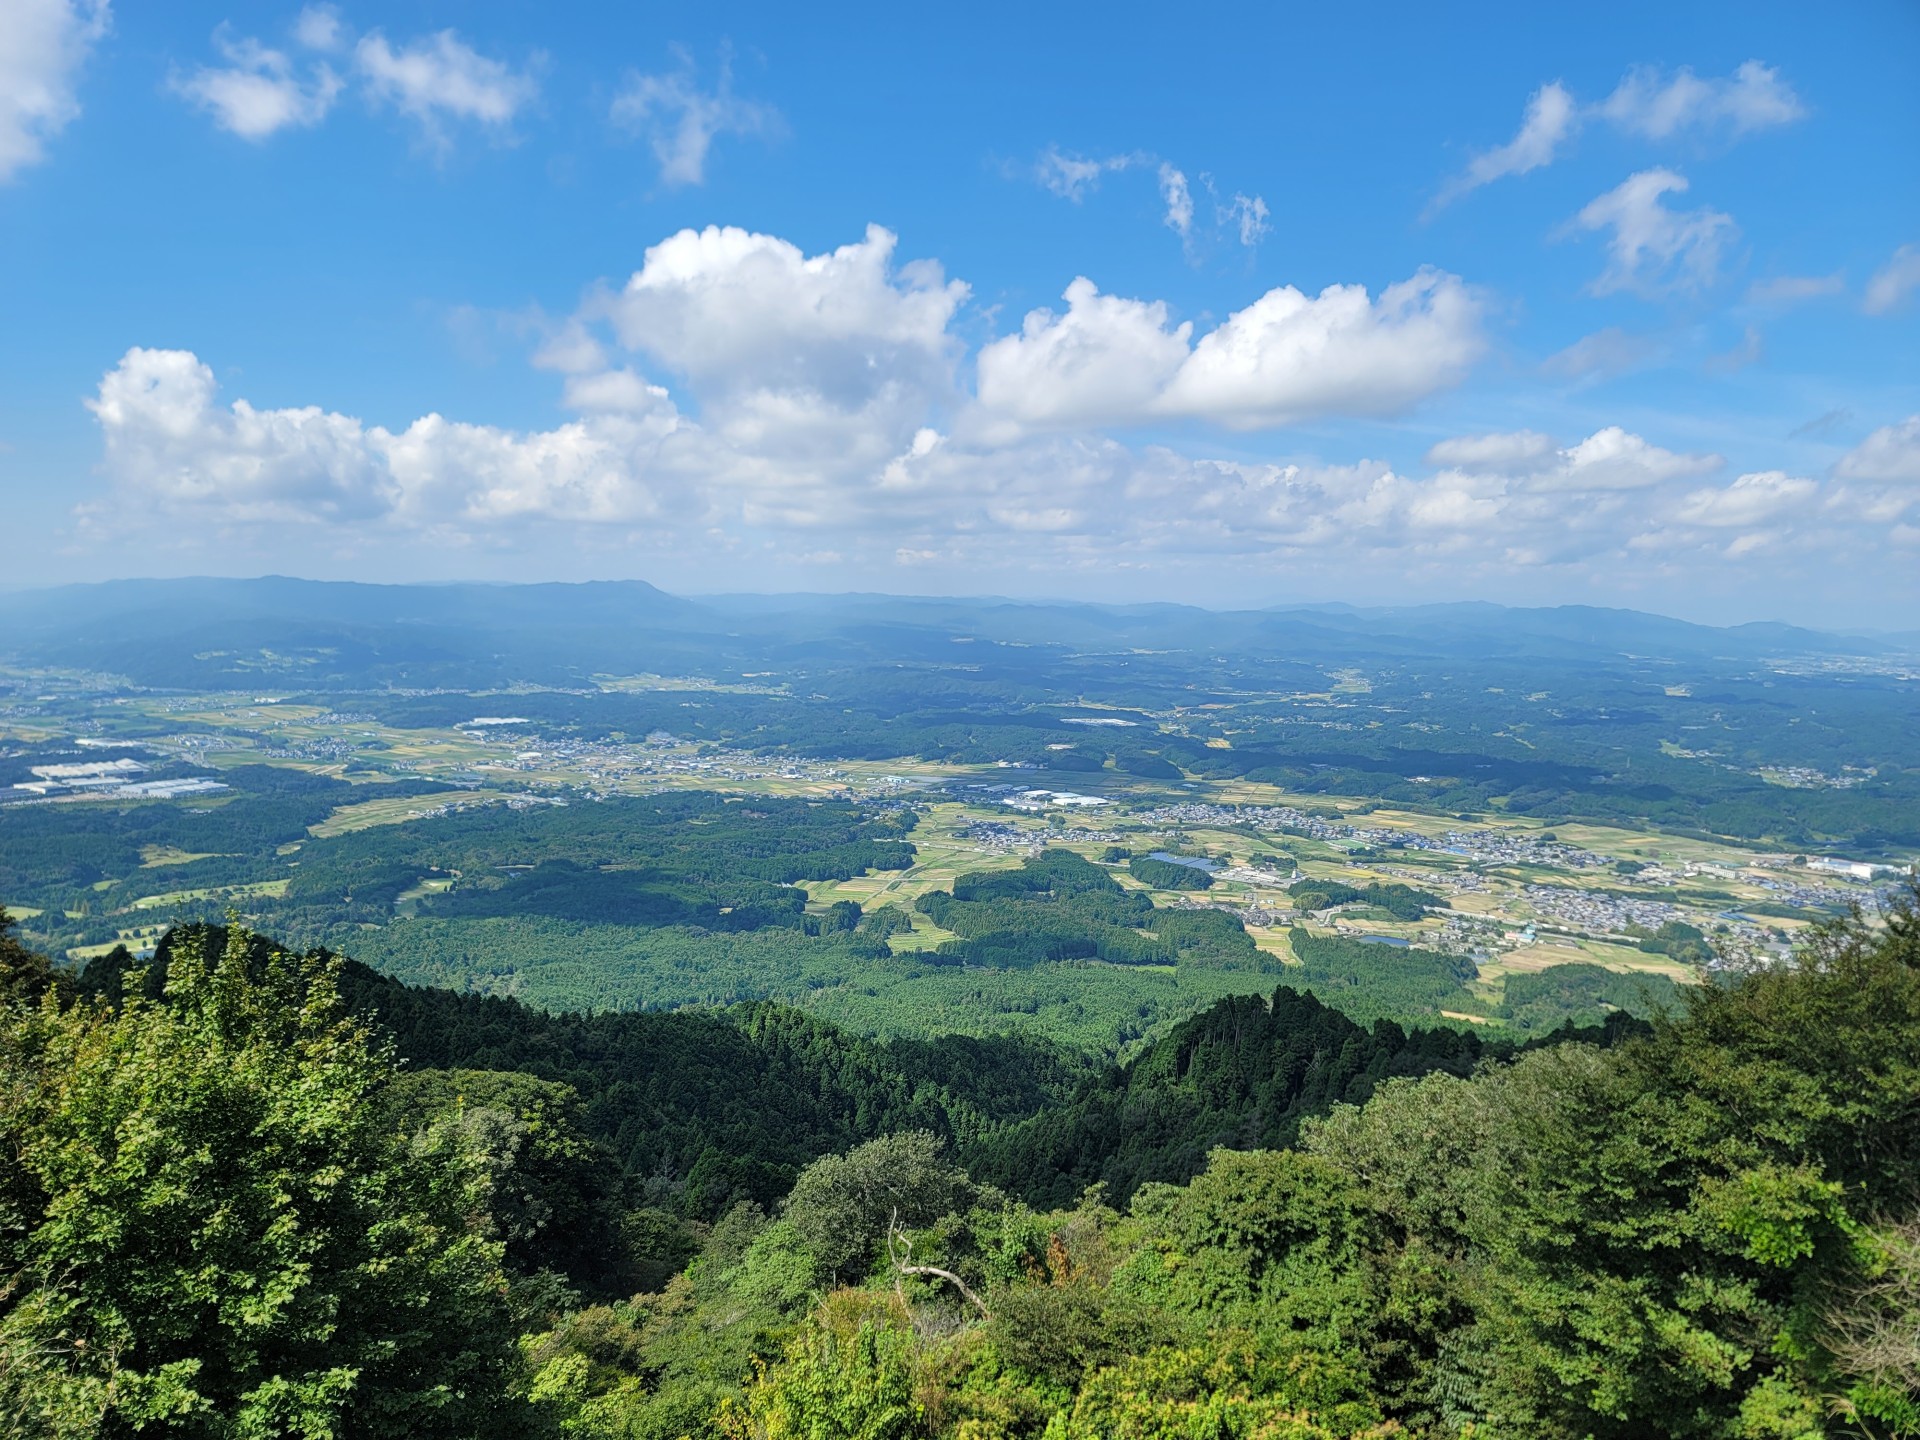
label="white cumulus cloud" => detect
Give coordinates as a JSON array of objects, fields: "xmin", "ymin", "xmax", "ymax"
[
  {"xmin": 84, "ymin": 338, "xmax": 1906, "ymax": 587},
  {"xmin": 975, "ymin": 279, "xmax": 1192, "ymax": 431},
  {"xmin": 1161, "ymin": 270, "xmax": 1484, "ymax": 429},
  {"xmin": 170, "ymin": 12, "xmax": 546, "ymax": 152},
  {"xmin": 1546, "ymin": 426, "xmax": 1722, "ymax": 490},
  {"xmin": 1836, "ymin": 416, "xmax": 1920, "ymax": 484},
  {"xmin": 87, "ymin": 346, "xmax": 684, "ymax": 529},
  {"xmin": 978, "ymin": 269, "xmax": 1482, "ymax": 434},
  {"xmin": 610, "ymin": 47, "xmax": 779, "ymax": 187},
  {"xmin": 82, "ymin": 223, "xmax": 1912, "ymax": 593},
  {"xmin": 87, "ymin": 347, "xmax": 398, "ymax": 522},
  {"xmin": 0, "ymin": 0, "xmax": 109, "ymax": 183},
  {"xmin": 1425, "ymin": 430, "xmax": 1556, "ymax": 473},
  {"xmin": 1673, "ymin": 469, "xmax": 1817, "ymax": 527},
  {"xmin": 1426, "ymin": 426, "xmax": 1720, "ymax": 491},
  {"xmin": 599, "ymin": 224, "xmax": 966, "ymax": 399}
]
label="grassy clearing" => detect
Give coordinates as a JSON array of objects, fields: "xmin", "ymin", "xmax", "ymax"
[
  {"xmin": 394, "ymin": 877, "xmax": 455, "ymax": 906},
  {"xmin": 66, "ymin": 921, "xmax": 171, "ymax": 961},
  {"xmin": 308, "ymin": 791, "xmax": 504, "ymax": 838},
  {"xmin": 139, "ymin": 845, "xmax": 225, "ymax": 868},
  {"xmin": 130, "ymin": 879, "xmax": 290, "ymax": 911}
]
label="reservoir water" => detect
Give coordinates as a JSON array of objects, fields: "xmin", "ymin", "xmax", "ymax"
[{"xmin": 1146, "ymin": 851, "xmax": 1220, "ymax": 873}]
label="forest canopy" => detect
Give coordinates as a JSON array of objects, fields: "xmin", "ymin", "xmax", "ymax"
[{"xmin": 0, "ymin": 893, "xmax": 1913, "ymax": 1437}]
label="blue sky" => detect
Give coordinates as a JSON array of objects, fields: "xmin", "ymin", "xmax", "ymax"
[{"xmin": 2, "ymin": 0, "xmax": 1916, "ymax": 624}]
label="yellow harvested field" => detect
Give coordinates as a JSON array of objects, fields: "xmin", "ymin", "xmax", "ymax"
[
  {"xmin": 1245, "ymin": 926, "xmax": 1299, "ymax": 963},
  {"xmin": 1485, "ymin": 941, "xmax": 1694, "ymax": 983},
  {"xmin": 1490, "ymin": 941, "xmax": 1603, "ymax": 973}
]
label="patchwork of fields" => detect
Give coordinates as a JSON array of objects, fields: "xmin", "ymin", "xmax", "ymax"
[{"xmin": 8, "ymin": 670, "xmax": 1897, "ymax": 1055}]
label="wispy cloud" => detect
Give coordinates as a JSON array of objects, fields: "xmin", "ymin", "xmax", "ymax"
[
  {"xmin": 1033, "ymin": 146, "xmax": 1137, "ymax": 201},
  {"xmin": 1744, "ymin": 273, "xmax": 1843, "ymax": 308},
  {"xmin": 1029, "ymin": 148, "xmax": 1267, "ymax": 258},
  {"xmin": 171, "ymin": 9, "xmax": 541, "ymax": 152},
  {"xmin": 1787, "ymin": 408, "xmax": 1851, "ymax": 440},
  {"xmin": 355, "ymin": 27, "xmax": 540, "ymax": 148},
  {"xmin": 1864, "ymin": 244, "xmax": 1920, "ymax": 316},
  {"xmin": 171, "ymin": 27, "xmax": 343, "ymax": 141},
  {"xmin": 610, "ymin": 45, "xmax": 780, "ymax": 187},
  {"xmin": 1704, "ymin": 324, "xmax": 1764, "ymax": 375},
  {"xmin": 1597, "ymin": 60, "xmax": 1805, "ymax": 140},
  {"xmin": 1432, "ymin": 81, "xmax": 1576, "ymax": 209},
  {"xmin": 293, "ymin": 5, "xmax": 345, "ymax": 53},
  {"xmin": 1565, "ymin": 168, "xmax": 1737, "ymax": 296},
  {"xmin": 1158, "ymin": 164, "xmax": 1193, "ymax": 239},
  {"xmin": 1541, "ymin": 327, "xmax": 1658, "ymax": 382},
  {"xmin": 1436, "ymin": 61, "xmax": 1804, "ymax": 207},
  {"xmin": 1219, "ymin": 190, "xmax": 1271, "ymax": 248}
]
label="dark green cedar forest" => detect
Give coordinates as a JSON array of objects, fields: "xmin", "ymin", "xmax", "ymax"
[{"xmin": 1, "ymin": 899, "xmax": 1914, "ymax": 1439}]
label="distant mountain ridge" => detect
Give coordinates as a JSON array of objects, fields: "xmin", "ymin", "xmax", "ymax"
[{"xmin": 0, "ymin": 575, "xmax": 1906, "ymax": 690}]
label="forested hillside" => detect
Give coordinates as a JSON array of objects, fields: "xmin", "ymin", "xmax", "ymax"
[
  {"xmin": 79, "ymin": 921, "xmax": 1596, "ymax": 1220},
  {"xmin": 2, "ymin": 898, "xmax": 1913, "ymax": 1437}
]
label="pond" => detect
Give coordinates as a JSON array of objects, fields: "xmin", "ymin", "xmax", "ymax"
[
  {"xmin": 1356, "ymin": 935, "xmax": 1411, "ymax": 947},
  {"xmin": 1146, "ymin": 851, "xmax": 1220, "ymax": 873}
]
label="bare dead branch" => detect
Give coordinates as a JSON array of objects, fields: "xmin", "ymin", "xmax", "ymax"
[
  {"xmin": 897, "ymin": 1262, "xmax": 990, "ymax": 1319},
  {"xmin": 887, "ymin": 1208, "xmax": 989, "ymax": 1319}
]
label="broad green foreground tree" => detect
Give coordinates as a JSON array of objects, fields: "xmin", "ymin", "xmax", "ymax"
[{"xmin": 0, "ymin": 913, "xmax": 528, "ymax": 1439}]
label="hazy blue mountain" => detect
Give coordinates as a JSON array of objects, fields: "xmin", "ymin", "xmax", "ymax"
[{"xmin": 0, "ymin": 576, "xmax": 1906, "ymax": 692}]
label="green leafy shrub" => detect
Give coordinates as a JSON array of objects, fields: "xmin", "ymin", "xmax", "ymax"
[{"xmin": 0, "ymin": 921, "xmax": 527, "ymax": 1439}]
